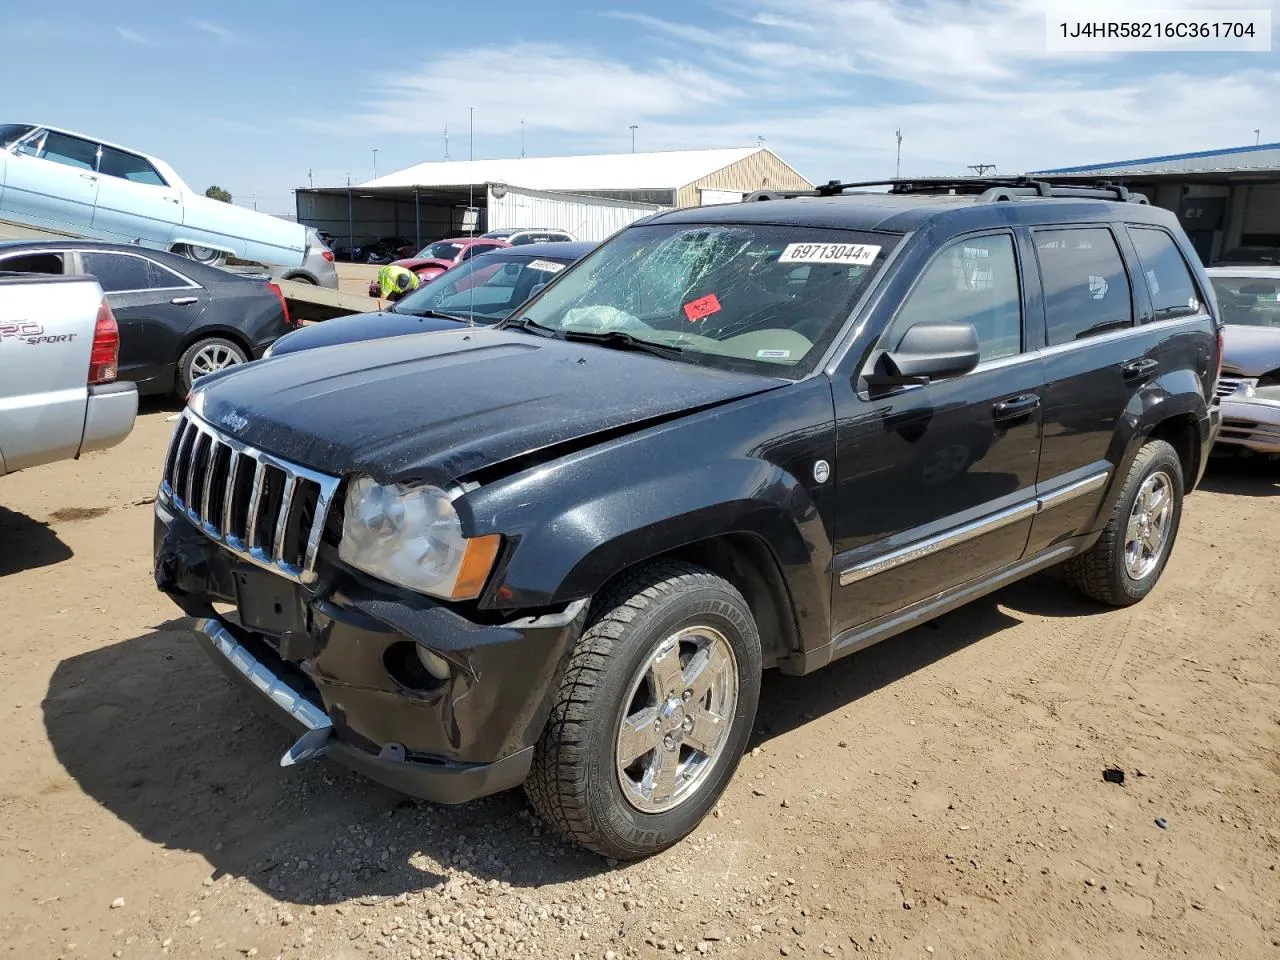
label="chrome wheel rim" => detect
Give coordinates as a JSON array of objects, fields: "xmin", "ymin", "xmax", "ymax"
[
  {"xmin": 615, "ymin": 626, "xmax": 739, "ymax": 814},
  {"xmin": 1125, "ymin": 470, "xmax": 1174, "ymax": 580},
  {"xmin": 188, "ymin": 245, "xmax": 218, "ymax": 263},
  {"xmin": 190, "ymin": 343, "xmax": 242, "ymax": 380}
]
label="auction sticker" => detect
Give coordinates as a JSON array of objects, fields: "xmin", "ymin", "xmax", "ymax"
[
  {"xmin": 778, "ymin": 242, "xmax": 881, "ymax": 266},
  {"xmin": 683, "ymin": 293, "xmax": 722, "ymax": 322},
  {"xmin": 526, "ymin": 259, "xmax": 565, "ymax": 273}
]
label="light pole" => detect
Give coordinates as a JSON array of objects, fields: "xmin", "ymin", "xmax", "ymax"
[
  {"xmin": 629, "ymin": 124, "xmax": 638, "ymax": 153},
  {"xmin": 1255, "ymin": 128, "xmax": 1262, "ymax": 145},
  {"xmin": 372, "ymin": 148, "xmax": 378, "ymax": 180},
  {"xmin": 470, "ymin": 107, "xmax": 474, "ymax": 161},
  {"xmin": 895, "ymin": 129, "xmax": 903, "ymax": 179},
  {"xmin": 521, "ymin": 119, "xmax": 526, "ymax": 158}
]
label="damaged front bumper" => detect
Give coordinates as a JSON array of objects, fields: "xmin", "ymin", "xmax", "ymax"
[{"xmin": 154, "ymin": 500, "xmax": 587, "ymax": 804}]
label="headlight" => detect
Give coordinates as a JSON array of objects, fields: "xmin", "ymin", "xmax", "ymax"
[
  {"xmin": 338, "ymin": 477, "xmax": 500, "ymax": 600},
  {"xmin": 262, "ymin": 343, "xmax": 276, "ymax": 358}
]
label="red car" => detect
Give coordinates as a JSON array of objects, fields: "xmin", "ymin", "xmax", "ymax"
[{"xmin": 367, "ymin": 237, "xmax": 510, "ymax": 297}]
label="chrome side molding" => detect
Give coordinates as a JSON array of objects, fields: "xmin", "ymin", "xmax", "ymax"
[{"xmin": 839, "ymin": 470, "xmax": 1109, "ymax": 586}]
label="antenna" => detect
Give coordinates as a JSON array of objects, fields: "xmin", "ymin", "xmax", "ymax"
[
  {"xmin": 307, "ymin": 169, "xmax": 313, "ymax": 189},
  {"xmin": 968, "ymin": 163, "xmax": 998, "ymax": 176},
  {"xmin": 756, "ymin": 134, "xmax": 766, "ymax": 147},
  {"xmin": 521, "ymin": 119, "xmax": 526, "ymax": 158},
  {"xmin": 895, "ymin": 129, "xmax": 903, "ymax": 179},
  {"xmin": 444, "ymin": 125, "xmax": 450, "ymax": 161},
  {"xmin": 372, "ymin": 148, "xmax": 378, "ymax": 181}
]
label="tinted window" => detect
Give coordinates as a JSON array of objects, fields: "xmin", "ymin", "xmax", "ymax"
[
  {"xmin": 889, "ymin": 233, "xmax": 1022, "ymax": 362},
  {"xmin": 40, "ymin": 132, "xmax": 99, "ymax": 171},
  {"xmin": 0, "ymin": 252, "xmax": 64, "ymax": 275},
  {"xmin": 98, "ymin": 147, "xmax": 167, "ymax": 186},
  {"xmin": 1034, "ymin": 228, "xmax": 1133, "ymax": 346},
  {"xmin": 0, "ymin": 124, "xmax": 35, "ymax": 147},
  {"xmin": 146, "ymin": 259, "xmax": 194, "ymax": 289},
  {"xmin": 461, "ymin": 244, "xmax": 498, "ymax": 260},
  {"xmin": 1127, "ymin": 227, "xmax": 1202, "ymax": 321},
  {"xmin": 80, "ymin": 252, "xmax": 153, "ymax": 292}
]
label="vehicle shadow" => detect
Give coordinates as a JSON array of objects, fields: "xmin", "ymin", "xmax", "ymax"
[
  {"xmin": 1197, "ymin": 455, "xmax": 1280, "ymax": 496},
  {"xmin": 46, "ymin": 589, "xmax": 1093, "ymax": 901},
  {"xmin": 138, "ymin": 394, "xmax": 186, "ymax": 416},
  {"xmin": 0, "ymin": 505, "xmax": 73, "ymax": 576}
]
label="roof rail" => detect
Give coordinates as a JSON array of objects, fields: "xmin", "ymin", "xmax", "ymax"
[{"xmin": 744, "ymin": 176, "xmax": 1149, "ymax": 205}]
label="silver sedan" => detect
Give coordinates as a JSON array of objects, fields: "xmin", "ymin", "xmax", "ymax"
[{"xmin": 1207, "ymin": 266, "xmax": 1280, "ymax": 455}]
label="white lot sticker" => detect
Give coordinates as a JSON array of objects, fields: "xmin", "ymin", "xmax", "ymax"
[
  {"xmin": 757, "ymin": 349, "xmax": 792, "ymax": 359},
  {"xmin": 778, "ymin": 242, "xmax": 881, "ymax": 266},
  {"xmin": 526, "ymin": 259, "xmax": 565, "ymax": 273},
  {"xmin": 1088, "ymin": 275, "xmax": 1109, "ymax": 300}
]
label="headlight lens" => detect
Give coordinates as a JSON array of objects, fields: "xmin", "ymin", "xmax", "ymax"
[{"xmin": 338, "ymin": 477, "xmax": 500, "ymax": 600}]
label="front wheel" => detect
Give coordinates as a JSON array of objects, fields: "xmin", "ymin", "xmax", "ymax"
[
  {"xmin": 177, "ymin": 336, "xmax": 248, "ymax": 395},
  {"xmin": 1064, "ymin": 439, "xmax": 1184, "ymax": 606},
  {"xmin": 525, "ymin": 560, "xmax": 762, "ymax": 860}
]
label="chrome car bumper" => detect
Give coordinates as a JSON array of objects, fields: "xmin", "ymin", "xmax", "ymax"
[{"xmin": 1217, "ymin": 379, "xmax": 1280, "ymax": 454}]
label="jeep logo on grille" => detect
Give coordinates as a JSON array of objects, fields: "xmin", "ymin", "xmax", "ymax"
[{"xmin": 220, "ymin": 411, "xmax": 249, "ymax": 433}]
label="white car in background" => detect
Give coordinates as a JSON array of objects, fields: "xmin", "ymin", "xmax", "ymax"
[
  {"xmin": 0, "ymin": 123, "xmax": 306, "ymax": 269},
  {"xmin": 1207, "ymin": 266, "xmax": 1280, "ymax": 456}
]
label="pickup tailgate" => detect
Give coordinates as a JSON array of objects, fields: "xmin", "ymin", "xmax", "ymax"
[{"xmin": 0, "ymin": 275, "xmax": 115, "ymax": 474}]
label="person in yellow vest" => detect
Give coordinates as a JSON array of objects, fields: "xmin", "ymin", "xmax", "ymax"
[{"xmin": 377, "ymin": 263, "xmax": 422, "ymax": 301}]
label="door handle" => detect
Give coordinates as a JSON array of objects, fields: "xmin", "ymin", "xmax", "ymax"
[
  {"xmin": 993, "ymin": 394, "xmax": 1041, "ymax": 421},
  {"xmin": 1122, "ymin": 357, "xmax": 1160, "ymax": 380},
  {"xmin": 170, "ymin": 296, "xmax": 199, "ymax": 305},
  {"xmin": 164, "ymin": 196, "xmax": 180, "ymax": 204},
  {"xmin": 80, "ymin": 173, "xmax": 97, "ymax": 181}
]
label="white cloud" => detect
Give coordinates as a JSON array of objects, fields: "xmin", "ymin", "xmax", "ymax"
[
  {"xmin": 189, "ymin": 20, "xmax": 239, "ymax": 44},
  {"xmin": 115, "ymin": 26, "xmax": 150, "ymax": 45}
]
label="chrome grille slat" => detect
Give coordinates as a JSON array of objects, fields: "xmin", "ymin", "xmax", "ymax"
[
  {"xmin": 273, "ymin": 476, "xmax": 298, "ymax": 564},
  {"xmin": 158, "ymin": 411, "xmax": 341, "ymax": 585}
]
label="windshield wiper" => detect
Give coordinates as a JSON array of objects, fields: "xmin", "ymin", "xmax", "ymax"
[
  {"xmin": 503, "ymin": 316, "xmax": 561, "ymax": 338},
  {"xmin": 560, "ymin": 329, "xmax": 685, "ymax": 360},
  {"xmin": 393, "ymin": 306, "xmax": 469, "ymax": 322}
]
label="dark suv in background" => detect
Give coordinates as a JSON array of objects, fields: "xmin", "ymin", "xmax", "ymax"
[{"xmin": 154, "ymin": 177, "xmax": 1221, "ymax": 861}]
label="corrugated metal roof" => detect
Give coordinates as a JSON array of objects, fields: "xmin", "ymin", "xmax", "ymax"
[
  {"xmin": 363, "ymin": 147, "xmax": 792, "ymax": 191},
  {"xmin": 1035, "ymin": 143, "xmax": 1280, "ymax": 176}
]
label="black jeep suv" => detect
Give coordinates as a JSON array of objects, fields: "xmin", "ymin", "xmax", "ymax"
[{"xmin": 154, "ymin": 178, "xmax": 1222, "ymax": 860}]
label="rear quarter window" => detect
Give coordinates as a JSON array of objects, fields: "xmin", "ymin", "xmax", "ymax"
[{"xmin": 1126, "ymin": 226, "xmax": 1203, "ymax": 321}]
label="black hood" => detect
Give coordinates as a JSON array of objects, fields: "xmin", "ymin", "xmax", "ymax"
[
  {"xmin": 191, "ymin": 328, "xmax": 784, "ymax": 486},
  {"xmin": 267, "ymin": 310, "xmax": 472, "ymax": 358}
]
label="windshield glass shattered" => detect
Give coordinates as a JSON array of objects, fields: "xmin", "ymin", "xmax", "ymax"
[
  {"xmin": 514, "ymin": 223, "xmax": 895, "ymax": 377},
  {"xmin": 1211, "ymin": 276, "xmax": 1280, "ymax": 327}
]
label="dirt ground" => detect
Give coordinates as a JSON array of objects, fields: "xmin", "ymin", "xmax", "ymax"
[{"xmin": 1, "ymin": 403, "xmax": 1277, "ymax": 960}]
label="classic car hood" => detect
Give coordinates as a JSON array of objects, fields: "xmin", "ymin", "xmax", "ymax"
[
  {"xmin": 1222, "ymin": 324, "xmax": 1280, "ymax": 377},
  {"xmin": 191, "ymin": 327, "xmax": 784, "ymax": 486},
  {"xmin": 267, "ymin": 311, "xmax": 476, "ymax": 357}
]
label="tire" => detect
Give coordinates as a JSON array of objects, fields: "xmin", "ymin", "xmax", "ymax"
[
  {"xmin": 525, "ymin": 560, "xmax": 762, "ymax": 860},
  {"xmin": 1064, "ymin": 439, "xmax": 1184, "ymax": 607},
  {"xmin": 179, "ymin": 244, "xmax": 223, "ymax": 266},
  {"xmin": 177, "ymin": 337, "xmax": 248, "ymax": 395},
  {"xmin": 284, "ymin": 273, "xmax": 317, "ymax": 285}
]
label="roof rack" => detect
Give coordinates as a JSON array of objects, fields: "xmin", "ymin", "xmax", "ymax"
[{"xmin": 744, "ymin": 176, "xmax": 1150, "ymax": 205}]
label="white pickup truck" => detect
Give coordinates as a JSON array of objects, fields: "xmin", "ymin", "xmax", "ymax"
[{"xmin": 0, "ymin": 272, "xmax": 137, "ymax": 476}]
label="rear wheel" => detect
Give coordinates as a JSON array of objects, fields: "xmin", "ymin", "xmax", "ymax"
[
  {"xmin": 179, "ymin": 244, "xmax": 223, "ymax": 266},
  {"xmin": 1064, "ymin": 439, "xmax": 1184, "ymax": 606},
  {"xmin": 177, "ymin": 336, "xmax": 248, "ymax": 395},
  {"xmin": 525, "ymin": 560, "xmax": 761, "ymax": 860}
]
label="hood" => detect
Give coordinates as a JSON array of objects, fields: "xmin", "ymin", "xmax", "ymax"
[
  {"xmin": 267, "ymin": 311, "xmax": 475, "ymax": 358},
  {"xmin": 1223, "ymin": 324, "xmax": 1280, "ymax": 377},
  {"xmin": 394, "ymin": 257, "xmax": 452, "ymax": 272},
  {"xmin": 191, "ymin": 328, "xmax": 784, "ymax": 486}
]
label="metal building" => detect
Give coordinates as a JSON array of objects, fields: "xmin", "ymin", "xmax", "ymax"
[
  {"xmin": 295, "ymin": 146, "xmax": 811, "ymax": 257},
  {"xmin": 1034, "ymin": 143, "xmax": 1280, "ymax": 264}
]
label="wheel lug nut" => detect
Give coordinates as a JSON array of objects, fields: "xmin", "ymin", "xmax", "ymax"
[
  {"xmin": 682, "ymin": 689, "xmax": 692, "ymax": 701},
  {"xmin": 683, "ymin": 716, "xmax": 694, "ymax": 732},
  {"xmin": 663, "ymin": 734, "xmax": 675, "ymax": 751}
]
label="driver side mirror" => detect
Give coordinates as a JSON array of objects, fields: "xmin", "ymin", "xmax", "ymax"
[{"xmin": 866, "ymin": 321, "xmax": 981, "ymax": 388}]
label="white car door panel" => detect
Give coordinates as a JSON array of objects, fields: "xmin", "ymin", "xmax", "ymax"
[
  {"xmin": 92, "ymin": 146, "xmax": 182, "ymax": 246},
  {"xmin": 2, "ymin": 130, "xmax": 101, "ymax": 233}
]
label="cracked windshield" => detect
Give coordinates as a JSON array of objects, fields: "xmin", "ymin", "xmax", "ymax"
[{"xmin": 516, "ymin": 224, "xmax": 895, "ymax": 376}]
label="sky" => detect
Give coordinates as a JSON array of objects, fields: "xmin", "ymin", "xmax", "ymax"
[{"xmin": 4, "ymin": 0, "xmax": 1278, "ymax": 215}]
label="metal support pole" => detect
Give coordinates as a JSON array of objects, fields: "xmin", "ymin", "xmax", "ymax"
[
  {"xmin": 347, "ymin": 189, "xmax": 354, "ymax": 261},
  {"xmin": 414, "ymin": 189, "xmax": 421, "ymax": 248}
]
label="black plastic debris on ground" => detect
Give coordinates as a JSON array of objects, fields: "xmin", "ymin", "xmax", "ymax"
[{"xmin": 1103, "ymin": 768, "xmax": 1126, "ymax": 786}]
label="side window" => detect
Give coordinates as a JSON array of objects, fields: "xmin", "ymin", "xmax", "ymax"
[
  {"xmin": 97, "ymin": 147, "xmax": 167, "ymax": 186},
  {"xmin": 1034, "ymin": 228, "xmax": 1133, "ymax": 346},
  {"xmin": 39, "ymin": 132, "xmax": 100, "ymax": 171},
  {"xmin": 146, "ymin": 259, "xmax": 194, "ymax": 289},
  {"xmin": 461, "ymin": 245, "xmax": 488, "ymax": 261},
  {"xmin": 1127, "ymin": 227, "xmax": 1202, "ymax": 321},
  {"xmin": 79, "ymin": 252, "xmax": 152, "ymax": 293},
  {"xmin": 0, "ymin": 252, "xmax": 65, "ymax": 275},
  {"xmin": 889, "ymin": 233, "xmax": 1022, "ymax": 362}
]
